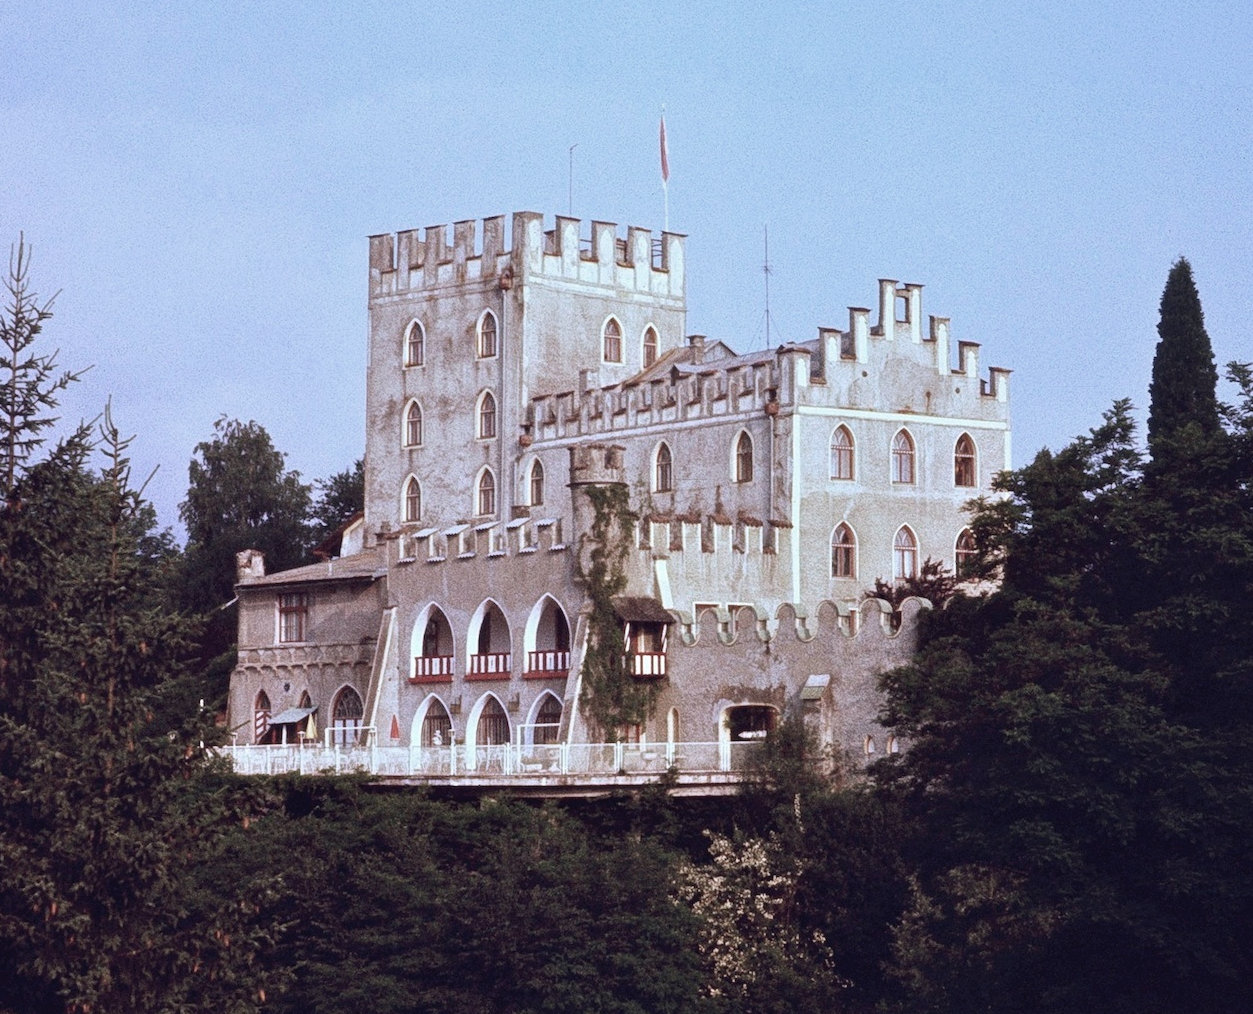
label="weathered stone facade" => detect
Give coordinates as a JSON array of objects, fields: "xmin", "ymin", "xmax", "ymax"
[{"xmin": 227, "ymin": 211, "xmax": 1010, "ymax": 775}]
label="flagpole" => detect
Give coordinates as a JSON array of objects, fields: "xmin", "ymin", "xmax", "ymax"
[{"xmin": 660, "ymin": 106, "xmax": 670, "ymax": 232}]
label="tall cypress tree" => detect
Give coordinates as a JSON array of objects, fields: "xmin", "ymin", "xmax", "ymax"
[{"xmin": 1146, "ymin": 257, "xmax": 1220, "ymax": 460}]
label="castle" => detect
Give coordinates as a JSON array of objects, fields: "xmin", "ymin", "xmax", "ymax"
[{"xmin": 225, "ymin": 212, "xmax": 1010, "ymax": 787}]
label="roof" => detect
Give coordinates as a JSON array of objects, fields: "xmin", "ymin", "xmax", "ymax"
[
  {"xmin": 268, "ymin": 707, "xmax": 317, "ymax": 725},
  {"xmin": 237, "ymin": 546, "xmax": 385, "ymax": 589},
  {"xmin": 612, "ymin": 596, "xmax": 675, "ymax": 624}
]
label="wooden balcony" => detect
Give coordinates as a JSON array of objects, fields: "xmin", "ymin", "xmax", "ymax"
[
  {"xmin": 629, "ymin": 652, "xmax": 666, "ymax": 678},
  {"xmin": 410, "ymin": 655, "xmax": 454, "ymax": 683},
  {"xmin": 524, "ymin": 649, "xmax": 570, "ymax": 680},
  {"xmin": 467, "ymin": 652, "xmax": 511, "ymax": 680}
]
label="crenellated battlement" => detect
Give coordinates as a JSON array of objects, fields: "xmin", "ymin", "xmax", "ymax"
[
  {"xmin": 369, "ymin": 212, "xmax": 686, "ymax": 300},
  {"xmin": 530, "ymin": 355, "xmax": 779, "ymax": 442},
  {"xmin": 673, "ymin": 596, "xmax": 929, "ymax": 647}
]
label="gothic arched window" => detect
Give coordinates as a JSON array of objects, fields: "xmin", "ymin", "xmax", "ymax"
[
  {"xmin": 478, "ymin": 391, "xmax": 497, "ymax": 439},
  {"xmin": 404, "ymin": 401, "xmax": 422, "ymax": 447},
  {"xmin": 831, "ymin": 523, "xmax": 856, "ymax": 579},
  {"xmin": 404, "ymin": 477, "xmax": 421, "ymax": 523},
  {"xmin": 477, "ymin": 469, "xmax": 496, "ymax": 516},
  {"xmin": 602, "ymin": 317, "xmax": 623, "ymax": 362},
  {"xmin": 892, "ymin": 430, "xmax": 915, "ymax": 485},
  {"xmin": 642, "ymin": 325, "xmax": 658, "ymax": 367},
  {"xmin": 477, "ymin": 310, "xmax": 498, "ymax": 358},
  {"xmin": 830, "ymin": 425, "xmax": 854, "ymax": 480},
  {"xmin": 954, "ymin": 433, "xmax": 977, "ymax": 487},
  {"xmin": 404, "ymin": 320, "xmax": 424, "ymax": 367},
  {"xmin": 734, "ymin": 432, "xmax": 753, "ymax": 483},
  {"xmin": 894, "ymin": 526, "xmax": 918, "ymax": 580},
  {"xmin": 654, "ymin": 442, "xmax": 673, "ymax": 492}
]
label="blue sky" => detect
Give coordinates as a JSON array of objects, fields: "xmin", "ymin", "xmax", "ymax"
[{"xmin": 3, "ymin": 1, "xmax": 1250, "ymax": 533}]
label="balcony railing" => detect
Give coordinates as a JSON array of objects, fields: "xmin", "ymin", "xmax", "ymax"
[
  {"xmin": 467, "ymin": 652, "xmax": 511, "ymax": 680},
  {"xmin": 220, "ymin": 738, "xmax": 763, "ymax": 779},
  {"xmin": 524, "ymin": 649, "xmax": 570, "ymax": 679},
  {"xmin": 411, "ymin": 655, "xmax": 454, "ymax": 682},
  {"xmin": 629, "ymin": 651, "xmax": 666, "ymax": 678}
]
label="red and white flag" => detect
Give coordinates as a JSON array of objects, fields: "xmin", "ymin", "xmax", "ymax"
[{"xmin": 659, "ymin": 114, "xmax": 670, "ymax": 184}]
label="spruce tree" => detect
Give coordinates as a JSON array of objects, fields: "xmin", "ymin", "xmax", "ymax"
[
  {"xmin": 0, "ymin": 243, "xmax": 272, "ymax": 1013},
  {"xmin": 1146, "ymin": 257, "xmax": 1220, "ymax": 461}
]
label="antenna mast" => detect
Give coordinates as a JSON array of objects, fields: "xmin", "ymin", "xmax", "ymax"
[
  {"xmin": 763, "ymin": 224, "xmax": 772, "ymax": 347},
  {"xmin": 567, "ymin": 143, "xmax": 578, "ymax": 216}
]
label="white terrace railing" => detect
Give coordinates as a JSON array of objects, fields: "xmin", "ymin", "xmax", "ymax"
[{"xmin": 218, "ymin": 739, "xmax": 765, "ymax": 779}]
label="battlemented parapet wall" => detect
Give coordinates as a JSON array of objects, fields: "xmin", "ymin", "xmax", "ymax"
[
  {"xmin": 365, "ymin": 213, "xmax": 689, "ymax": 539},
  {"xmin": 369, "ymin": 213, "xmax": 685, "ymax": 300}
]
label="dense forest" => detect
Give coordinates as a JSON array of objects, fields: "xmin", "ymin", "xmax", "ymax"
[{"xmin": 2, "ymin": 244, "xmax": 1251, "ymax": 1012}]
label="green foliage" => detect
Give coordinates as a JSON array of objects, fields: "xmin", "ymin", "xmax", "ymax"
[
  {"xmin": 227, "ymin": 781, "xmax": 711, "ymax": 1014},
  {"xmin": 874, "ymin": 266, "xmax": 1253, "ymax": 1011},
  {"xmin": 178, "ymin": 416, "xmax": 313, "ymax": 668},
  {"xmin": 310, "ymin": 457, "xmax": 364, "ymax": 550},
  {"xmin": 0, "ymin": 247, "xmax": 272, "ymax": 1012},
  {"xmin": 867, "ymin": 557, "xmax": 958, "ymax": 610},
  {"xmin": 1147, "ymin": 257, "xmax": 1220, "ymax": 461},
  {"xmin": 576, "ymin": 483, "xmax": 656, "ymax": 736},
  {"xmin": 1, "ymin": 236, "xmax": 84, "ymax": 493}
]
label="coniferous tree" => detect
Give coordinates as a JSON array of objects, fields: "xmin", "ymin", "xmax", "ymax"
[
  {"xmin": 0, "ymin": 245, "xmax": 273, "ymax": 1013},
  {"xmin": 1146, "ymin": 257, "xmax": 1220, "ymax": 460},
  {"xmin": 875, "ymin": 256, "xmax": 1253, "ymax": 1010}
]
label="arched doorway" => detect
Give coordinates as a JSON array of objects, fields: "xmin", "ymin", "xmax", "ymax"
[
  {"xmin": 468, "ymin": 601, "xmax": 512, "ymax": 679},
  {"xmin": 524, "ymin": 596, "xmax": 571, "ymax": 678},
  {"xmin": 330, "ymin": 686, "xmax": 364, "ymax": 747}
]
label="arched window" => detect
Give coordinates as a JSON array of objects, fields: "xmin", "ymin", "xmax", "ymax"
[
  {"xmin": 954, "ymin": 433, "xmax": 977, "ymax": 487},
  {"xmin": 477, "ymin": 469, "xmax": 496, "ymax": 516},
  {"xmin": 253, "ymin": 690, "xmax": 271, "ymax": 742},
  {"xmin": 404, "ymin": 401, "xmax": 422, "ymax": 447},
  {"xmin": 477, "ymin": 310, "xmax": 498, "ymax": 358},
  {"xmin": 892, "ymin": 430, "xmax": 915, "ymax": 484},
  {"xmin": 831, "ymin": 523, "xmax": 856, "ymax": 579},
  {"xmin": 654, "ymin": 442, "xmax": 673, "ymax": 492},
  {"xmin": 734, "ymin": 432, "xmax": 753, "ymax": 483},
  {"xmin": 404, "ymin": 476, "xmax": 421, "ymax": 523},
  {"xmin": 864, "ymin": 735, "xmax": 876, "ymax": 756},
  {"xmin": 955, "ymin": 527, "xmax": 977, "ymax": 577},
  {"xmin": 421, "ymin": 699, "xmax": 452, "ymax": 748},
  {"xmin": 529, "ymin": 459, "xmax": 545, "ymax": 506},
  {"xmin": 478, "ymin": 391, "xmax": 497, "ymax": 439},
  {"xmin": 404, "ymin": 320, "xmax": 424, "ymax": 367},
  {"xmin": 535, "ymin": 694, "xmax": 562, "ymax": 745},
  {"xmin": 602, "ymin": 317, "xmax": 623, "ymax": 362},
  {"xmin": 894, "ymin": 526, "xmax": 918, "ymax": 580},
  {"xmin": 330, "ymin": 686, "xmax": 364, "ymax": 747},
  {"xmin": 830, "ymin": 425, "xmax": 854, "ymax": 480},
  {"xmin": 476, "ymin": 696, "xmax": 510, "ymax": 746},
  {"xmin": 642, "ymin": 325, "xmax": 658, "ymax": 367}
]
